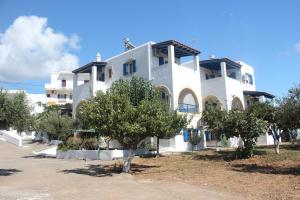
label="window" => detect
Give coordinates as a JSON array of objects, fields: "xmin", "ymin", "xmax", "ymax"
[
  {"xmin": 97, "ymin": 67, "xmax": 105, "ymax": 82},
  {"xmin": 57, "ymin": 94, "xmax": 61, "ymax": 99},
  {"xmin": 84, "ymin": 80, "xmax": 89, "ymax": 83},
  {"xmin": 108, "ymin": 68, "xmax": 112, "ymax": 78},
  {"xmin": 243, "ymin": 73, "xmax": 253, "ymax": 85},
  {"xmin": 61, "ymin": 80, "xmax": 66, "ymax": 87},
  {"xmin": 70, "ymin": 95, "xmax": 72, "ymax": 100},
  {"xmin": 63, "ymin": 94, "xmax": 67, "ymax": 99},
  {"xmin": 159, "ymin": 57, "xmax": 164, "ymax": 65},
  {"xmin": 123, "ymin": 60, "xmax": 136, "ymax": 75},
  {"xmin": 46, "ymin": 94, "xmax": 50, "ymax": 98}
]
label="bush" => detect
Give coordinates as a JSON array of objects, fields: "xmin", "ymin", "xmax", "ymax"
[
  {"xmin": 221, "ymin": 135, "xmax": 229, "ymax": 147},
  {"xmin": 139, "ymin": 141, "xmax": 156, "ymax": 151},
  {"xmin": 57, "ymin": 136, "xmax": 98, "ymax": 151}
]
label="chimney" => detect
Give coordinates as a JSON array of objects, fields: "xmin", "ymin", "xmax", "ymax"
[
  {"xmin": 210, "ymin": 54, "xmax": 216, "ymax": 59},
  {"xmin": 96, "ymin": 53, "xmax": 101, "ymax": 62}
]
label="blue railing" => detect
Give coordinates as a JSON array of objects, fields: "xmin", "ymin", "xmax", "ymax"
[{"xmin": 178, "ymin": 103, "xmax": 198, "ymax": 113}]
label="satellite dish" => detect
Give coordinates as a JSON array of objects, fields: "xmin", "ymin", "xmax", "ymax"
[{"xmin": 123, "ymin": 37, "xmax": 135, "ymax": 51}]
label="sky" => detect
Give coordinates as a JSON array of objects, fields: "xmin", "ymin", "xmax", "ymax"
[{"xmin": 0, "ymin": 0, "xmax": 299, "ymax": 97}]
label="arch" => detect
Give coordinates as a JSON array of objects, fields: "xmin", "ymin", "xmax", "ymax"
[
  {"xmin": 156, "ymin": 85, "xmax": 171, "ymax": 106},
  {"xmin": 231, "ymin": 97, "xmax": 244, "ymax": 110},
  {"xmin": 202, "ymin": 95, "xmax": 222, "ymax": 110},
  {"xmin": 178, "ymin": 88, "xmax": 199, "ymax": 113}
]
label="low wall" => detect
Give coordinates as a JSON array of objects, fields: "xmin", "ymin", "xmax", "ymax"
[
  {"xmin": 56, "ymin": 149, "xmax": 153, "ymax": 160},
  {"xmin": 0, "ymin": 130, "xmax": 22, "ymax": 146}
]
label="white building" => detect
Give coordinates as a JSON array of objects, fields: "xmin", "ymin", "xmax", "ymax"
[
  {"xmin": 45, "ymin": 71, "xmax": 89, "ymax": 106},
  {"xmin": 72, "ymin": 40, "xmax": 275, "ymax": 151},
  {"xmin": 6, "ymin": 90, "xmax": 47, "ymax": 114}
]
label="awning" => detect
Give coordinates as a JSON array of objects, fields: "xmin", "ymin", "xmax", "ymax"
[
  {"xmin": 72, "ymin": 61, "xmax": 107, "ymax": 74},
  {"xmin": 200, "ymin": 58, "xmax": 241, "ymax": 70},
  {"xmin": 152, "ymin": 40, "xmax": 200, "ymax": 58},
  {"xmin": 243, "ymin": 90, "xmax": 275, "ymax": 98}
]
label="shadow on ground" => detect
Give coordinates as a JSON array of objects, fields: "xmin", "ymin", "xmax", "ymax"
[
  {"xmin": 0, "ymin": 169, "xmax": 22, "ymax": 176},
  {"xmin": 190, "ymin": 151, "xmax": 239, "ymax": 161},
  {"xmin": 23, "ymin": 155, "xmax": 56, "ymax": 159},
  {"xmin": 60, "ymin": 163, "xmax": 159, "ymax": 177},
  {"xmin": 231, "ymin": 163, "xmax": 300, "ymax": 175}
]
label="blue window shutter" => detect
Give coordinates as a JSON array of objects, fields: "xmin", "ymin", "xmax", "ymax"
[
  {"xmin": 123, "ymin": 63, "xmax": 127, "ymax": 75},
  {"xmin": 101, "ymin": 73, "xmax": 105, "ymax": 81},
  {"xmin": 183, "ymin": 129, "xmax": 189, "ymax": 142},
  {"xmin": 132, "ymin": 60, "xmax": 136, "ymax": 72},
  {"xmin": 159, "ymin": 57, "xmax": 164, "ymax": 65}
]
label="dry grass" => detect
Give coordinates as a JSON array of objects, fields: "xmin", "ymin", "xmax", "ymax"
[{"xmin": 132, "ymin": 144, "xmax": 300, "ymax": 200}]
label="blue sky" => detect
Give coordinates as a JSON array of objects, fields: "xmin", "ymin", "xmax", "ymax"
[{"xmin": 0, "ymin": 0, "xmax": 299, "ymax": 97}]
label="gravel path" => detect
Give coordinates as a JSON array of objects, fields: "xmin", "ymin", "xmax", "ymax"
[{"xmin": 0, "ymin": 141, "xmax": 244, "ymax": 200}]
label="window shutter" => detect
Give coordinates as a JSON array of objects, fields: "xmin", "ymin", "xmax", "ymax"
[
  {"xmin": 132, "ymin": 60, "xmax": 136, "ymax": 73},
  {"xmin": 183, "ymin": 129, "xmax": 189, "ymax": 142},
  {"xmin": 123, "ymin": 63, "xmax": 127, "ymax": 75},
  {"xmin": 159, "ymin": 57, "xmax": 164, "ymax": 65},
  {"xmin": 101, "ymin": 73, "xmax": 105, "ymax": 81}
]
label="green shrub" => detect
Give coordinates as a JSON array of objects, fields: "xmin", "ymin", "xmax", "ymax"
[
  {"xmin": 139, "ymin": 141, "xmax": 156, "ymax": 151},
  {"xmin": 221, "ymin": 135, "xmax": 229, "ymax": 147}
]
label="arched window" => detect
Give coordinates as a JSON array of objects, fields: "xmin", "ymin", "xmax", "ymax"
[{"xmin": 178, "ymin": 88, "xmax": 199, "ymax": 113}]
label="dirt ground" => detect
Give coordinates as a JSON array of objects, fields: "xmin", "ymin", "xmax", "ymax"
[
  {"xmin": 132, "ymin": 145, "xmax": 300, "ymax": 200},
  {"xmin": 0, "ymin": 141, "xmax": 244, "ymax": 200}
]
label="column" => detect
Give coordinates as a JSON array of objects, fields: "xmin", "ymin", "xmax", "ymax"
[
  {"xmin": 220, "ymin": 61, "xmax": 227, "ymax": 77},
  {"xmin": 193, "ymin": 55, "xmax": 199, "ymax": 71},
  {"xmin": 91, "ymin": 66, "xmax": 97, "ymax": 96},
  {"xmin": 72, "ymin": 73, "xmax": 78, "ymax": 119},
  {"xmin": 168, "ymin": 45, "xmax": 175, "ymax": 66}
]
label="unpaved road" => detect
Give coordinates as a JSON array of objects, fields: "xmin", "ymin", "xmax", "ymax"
[{"xmin": 0, "ymin": 141, "xmax": 245, "ymax": 200}]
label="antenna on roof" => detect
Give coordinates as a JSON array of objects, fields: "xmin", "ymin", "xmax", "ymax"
[{"xmin": 123, "ymin": 37, "xmax": 135, "ymax": 51}]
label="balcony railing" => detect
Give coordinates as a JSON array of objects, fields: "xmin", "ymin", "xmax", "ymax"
[{"xmin": 178, "ymin": 103, "xmax": 198, "ymax": 113}]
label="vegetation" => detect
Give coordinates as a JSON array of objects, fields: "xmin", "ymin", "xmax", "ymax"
[
  {"xmin": 276, "ymin": 85, "xmax": 300, "ymax": 143},
  {"xmin": 76, "ymin": 76, "xmax": 188, "ymax": 172},
  {"xmin": 188, "ymin": 131, "xmax": 202, "ymax": 151},
  {"xmin": 35, "ymin": 105, "xmax": 74, "ymax": 140},
  {"xmin": 0, "ymin": 89, "xmax": 33, "ymax": 133},
  {"xmin": 202, "ymin": 106, "xmax": 225, "ymax": 149},
  {"xmin": 222, "ymin": 110, "xmax": 267, "ymax": 158}
]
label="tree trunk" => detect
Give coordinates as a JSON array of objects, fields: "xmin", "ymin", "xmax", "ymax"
[
  {"xmin": 156, "ymin": 137, "xmax": 160, "ymax": 157},
  {"xmin": 274, "ymin": 140, "xmax": 280, "ymax": 154},
  {"xmin": 123, "ymin": 149, "xmax": 134, "ymax": 173},
  {"xmin": 106, "ymin": 139, "xmax": 110, "ymax": 150}
]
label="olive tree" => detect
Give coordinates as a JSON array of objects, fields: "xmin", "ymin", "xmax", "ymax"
[
  {"xmin": 247, "ymin": 102, "xmax": 281, "ymax": 154},
  {"xmin": 4, "ymin": 91, "xmax": 33, "ymax": 133},
  {"xmin": 222, "ymin": 110, "xmax": 267, "ymax": 158},
  {"xmin": 36, "ymin": 106, "xmax": 74, "ymax": 141}
]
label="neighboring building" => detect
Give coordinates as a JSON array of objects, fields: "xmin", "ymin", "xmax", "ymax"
[
  {"xmin": 45, "ymin": 71, "xmax": 89, "ymax": 106},
  {"xmin": 6, "ymin": 90, "xmax": 47, "ymax": 114},
  {"xmin": 72, "ymin": 40, "xmax": 274, "ymax": 151}
]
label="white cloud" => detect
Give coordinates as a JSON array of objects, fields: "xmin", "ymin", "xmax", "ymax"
[
  {"xmin": 295, "ymin": 40, "xmax": 300, "ymax": 53},
  {"xmin": 0, "ymin": 16, "xmax": 80, "ymax": 81}
]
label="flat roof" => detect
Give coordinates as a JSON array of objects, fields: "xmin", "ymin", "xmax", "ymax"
[
  {"xmin": 72, "ymin": 61, "xmax": 107, "ymax": 74},
  {"xmin": 152, "ymin": 40, "xmax": 200, "ymax": 58},
  {"xmin": 200, "ymin": 58, "xmax": 241, "ymax": 70},
  {"xmin": 243, "ymin": 90, "xmax": 275, "ymax": 98}
]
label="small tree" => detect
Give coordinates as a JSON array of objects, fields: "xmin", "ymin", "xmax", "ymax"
[
  {"xmin": 223, "ymin": 110, "xmax": 267, "ymax": 158},
  {"xmin": 4, "ymin": 92, "xmax": 33, "ymax": 133},
  {"xmin": 276, "ymin": 85, "xmax": 300, "ymax": 144},
  {"xmin": 247, "ymin": 102, "xmax": 281, "ymax": 154},
  {"xmin": 138, "ymin": 97, "xmax": 188, "ymax": 157},
  {"xmin": 36, "ymin": 109, "xmax": 74, "ymax": 141},
  {"xmin": 202, "ymin": 106, "xmax": 225, "ymax": 150}
]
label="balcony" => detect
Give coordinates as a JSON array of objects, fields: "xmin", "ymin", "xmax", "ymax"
[{"xmin": 178, "ymin": 103, "xmax": 198, "ymax": 113}]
